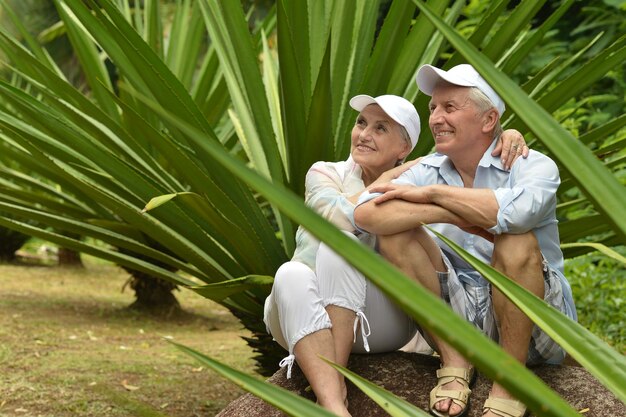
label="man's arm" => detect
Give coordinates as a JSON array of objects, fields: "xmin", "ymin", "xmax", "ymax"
[
  {"xmin": 354, "ymin": 190, "xmax": 467, "ymax": 235},
  {"xmin": 361, "ymin": 183, "xmax": 499, "ymax": 230},
  {"xmin": 427, "ymin": 185, "xmax": 499, "ymax": 229}
]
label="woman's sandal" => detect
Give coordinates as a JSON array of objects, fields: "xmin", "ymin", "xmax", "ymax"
[
  {"xmin": 429, "ymin": 366, "xmax": 476, "ymax": 417},
  {"xmin": 482, "ymin": 396, "xmax": 529, "ymax": 417}
]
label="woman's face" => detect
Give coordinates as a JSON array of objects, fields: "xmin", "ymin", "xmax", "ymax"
[{"xmin": 350, "ymin": 104, "xmax": 410, "ymax": 174}]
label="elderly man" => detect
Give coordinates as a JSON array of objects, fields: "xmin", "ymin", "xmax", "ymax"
[{"xmin": 353, "ymin": 64, "xmax": 576, "ymax": 417}]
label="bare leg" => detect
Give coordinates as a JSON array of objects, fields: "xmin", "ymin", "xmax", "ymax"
[
  {"xmin": 484, "ymin": 232, "xmax": 543, "ymax": 416},
  {"xmin": 379, "ymin": 228, "xmax": 470, "ymax": 416},
  {"xmin": 327, "ymin": 305, "xmax": 356, "ymax": 408},
  {"xmin": 293, "ymin": 307, "xmax": 355, "ymax": 417}
]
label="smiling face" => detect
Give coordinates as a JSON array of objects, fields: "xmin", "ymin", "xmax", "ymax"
[
  {"xmin": 350, "ymin": 104, "xmax": 411, "ymax": 183},
  {"xmin": 428, "ymin": 82, "xmax": 495, "ymax": 162}
]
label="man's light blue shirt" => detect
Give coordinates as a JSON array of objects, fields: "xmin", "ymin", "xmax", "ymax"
[{"xmin": 357, "ymin": 139, "xmax": 576, "ymax": 320}]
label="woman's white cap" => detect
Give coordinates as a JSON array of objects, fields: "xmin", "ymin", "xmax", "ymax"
[
  {"xmin": 349, "ymin": 94, "xmax": 420, "ymax": 150},
  {"xmin": 416, "ymin": 64, "xmax": 505, "ymax": 117}
]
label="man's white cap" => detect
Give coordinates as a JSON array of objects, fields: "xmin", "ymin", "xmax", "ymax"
[
  {"xmin": 349, "ymin": 94, "xmax": 420, "ymax": 150},
  {"xmin": 416, "ymin": 64, "xmax": 505, "ymax": 117}
]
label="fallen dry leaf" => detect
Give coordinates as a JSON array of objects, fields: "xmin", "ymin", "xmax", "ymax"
[
  {"xmin": 579, "ymin": 408, "xmax": 590, "ymax": 414},
  {"xmin": 121, "ymin": 380, "xmax": 140, "ymax": 391}
]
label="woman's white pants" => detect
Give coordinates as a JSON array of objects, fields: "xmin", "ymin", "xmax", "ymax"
[{"xmin": 263, "ymin": 235, "xmax": 419, "ymax": 376}]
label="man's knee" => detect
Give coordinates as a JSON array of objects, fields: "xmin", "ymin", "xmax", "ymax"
[
  {"xmin": 492, "ymin": 232, "xmax": 542, "ymax": 276},
  {"xmin": 378, "ymin": 228, "xmax": 442, "ymax": 270}
]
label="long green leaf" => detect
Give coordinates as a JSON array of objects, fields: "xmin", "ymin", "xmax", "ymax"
[
  {"xmin": 199, "ymin": 0, "xmax": 284, "ymax": 183},
  {"xmin": 190, "ymin": 275, "xmax": 274, "ymax": 302},
  {"xmin": 323, "ymin": 358, "xmax": 431, "ymax": 417},
  {"xmin": 53, "ymin": 0, "xmax": 120, "ymax": 121},
  {"xmin": 431, "ymin": 228, "xmax": 626, "ymax": 403},
  {"xmin": 168, "ymin": 341, "xmax": 338, "ymax": 417},
  {"xmin": 0, "ymin": 216, "xmax": 196, "ymax": 288},
  {"xmin": 560, "ymin": 243, "xmax": 626, "ymax": 265}
]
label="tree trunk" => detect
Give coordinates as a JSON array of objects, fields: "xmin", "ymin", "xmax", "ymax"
[
  {"xmin": 121, "ymin": 268, "xmax": 182, "ymax": 317},
  {"xmin": 0, "ymin": 226, "xmax": 30, "ymax": 262},
  {"xmin": 57, "ymin": 247, "xmax": 84, "ymax": 267}
]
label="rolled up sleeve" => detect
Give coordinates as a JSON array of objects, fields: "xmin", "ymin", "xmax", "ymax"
[{"xmin": 488, "ymin": 156, "xmax": 560, "ymax": 235}]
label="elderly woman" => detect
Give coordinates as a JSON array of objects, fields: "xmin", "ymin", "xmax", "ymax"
[{"xmin": 263, "ymin": 94, "xmax": 526, "ymax": 417}]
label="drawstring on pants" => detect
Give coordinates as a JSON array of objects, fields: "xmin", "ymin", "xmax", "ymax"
[
  {"xmin": 279, "ymin": 354, "xmax": 295, "ymax": 379},
  {"xmin": 353, "ymin": 311, "xmax": 371, "ymax": 352}
]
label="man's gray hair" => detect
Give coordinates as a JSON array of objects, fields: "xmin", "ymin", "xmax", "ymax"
[{"xmin": 469, "ymin": 87, "xmax": 503, "ymax": 137}]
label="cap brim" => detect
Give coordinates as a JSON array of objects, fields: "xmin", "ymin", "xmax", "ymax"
[
  {"xmin": 349, "ymin": 95, "xmax": 377, "ymax": 112},
  {"xmin": 416, "ymin": 64, "xmax": 474, "ymax": 96}
]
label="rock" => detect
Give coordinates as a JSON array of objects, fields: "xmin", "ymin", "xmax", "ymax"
[{"xmin": 215, "ymin": 352, "xmax": 624, "ymax": 417}]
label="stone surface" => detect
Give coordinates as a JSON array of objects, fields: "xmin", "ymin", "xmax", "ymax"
[{"xmin": 215, "ymin": 352, "xmax": 624, "ymax": 417}]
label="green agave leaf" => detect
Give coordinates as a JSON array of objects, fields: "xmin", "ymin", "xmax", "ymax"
[
  {"xmin": 500, "ymin": 0, "xmax": 575, "ymax": 74},
  {"xmin": 387, "ymin": 0, "xmax": 450, "ymax": 95},
  {"xmin": 199, "ymin": 0, "xmax": 284, "ymax": 183},
  {"xmin": 429, "ymin": 228, "xmax": 626, "ymax": 403},
  {"xmin": 412, "ymin": 0, "xmax": 626, "ymax": 243},
  {"xmin": 261, "ymin": 30, "xmax": 287, "ymax": 173},
  {"xmin": 536, "ymin": 34, "xmax": 626, "ymax": 115},
  {"xmin": 480, "ymin": 0, "xmax": 547, "ymax": 62},
  {"xmin": 560, "ymin": 243, "xmax": 626, "ymax": 265},
  {"xmin": 142, "ymin": 0, "xmax": 163, "ymax": 58},
  {"xmin": 141, "ymin": 191, "xmax": 280, "ymax": 274},
  {"xmin": 558, "ymin": 215, "xmax": 606, "ymax": 243},
  {"xmin": 133, "ymin": 91, "xmax": 580, "ymax": 417},
  {"xmin": 0, "ymin": 0, "xmax": 65, "ymax": 78},
  {"xmin": 361, "ymin": 0, "xmax": 415, "ymax": 96},
  {"xmin": 189, "ymin": 275, "xmax": 274, "ymax": 302},
  {"xmin": 444, "ymin": 0, "xmax": 508, "ymax": 69},
  {"xmin": 307, "ymin": 0, "xmax": 333, "ymax": 92},
  {"xmin": 0, "ymin": 187, "xmax": 91, "ymax": 220},
  {"xmin": 330, "ymin": 0, "xmax": 380, "ymax": 159},
  {"xmin": 0, "ymin": 215, "xmax": 196, "ymax": 288},
  {"xmin": 53, "ymin": 0, "xmax": 120, "ymax": 121},
  {"xmin": 168, "ymin": 341, "xmax": 338, "ymax": 417},
  {"xmin": 323, "ymin": 358, "xmax": 431, "ymax": 417},
  {"xmin": 166, "ymin": 0, "xmax": 195, "ymax": 86},
  {"xmin": 0, "ymin": 166, "xmax": 95, "ymax": 214},
  {"xmin": 578, "ymin": 114, "xmax": 626, "ymax": 146},
  {"xmin": 0, "ymin": 200, "xmax": 210, "ymax": 282}
]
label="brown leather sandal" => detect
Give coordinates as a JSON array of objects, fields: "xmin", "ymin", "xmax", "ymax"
[
  {"xmin": 429, "ymin": 367, "xmax": 475, "ymax": 417},
  {"xmin": 483, "ymin": 396, "xmax": 529, "ymax": 417}
]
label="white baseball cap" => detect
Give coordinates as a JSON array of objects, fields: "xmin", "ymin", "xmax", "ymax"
[
  {"xmin": 349, "ymin": 94, "xmax": 420, "ymax": 150},
  {"xmin": 416, "ymin": 64, "xmax": 505, "ymax": 117}
]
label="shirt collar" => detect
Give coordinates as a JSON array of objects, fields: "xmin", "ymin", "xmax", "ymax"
[{"xmin": 479, "ymin": 137, "xmax": 507, "ymax": 171}]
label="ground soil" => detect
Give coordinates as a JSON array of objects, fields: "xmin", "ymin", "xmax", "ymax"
[{"xmin": 0, "ymin": 258, "xmax": 257, "ymax": 417}]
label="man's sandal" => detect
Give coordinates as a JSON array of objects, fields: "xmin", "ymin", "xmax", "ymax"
[
  {"xmin": 429, "ymin": 367, "xmax": 476, "ymax": 417},
  {"xmin": 483, "ymin": 397, "xmax": 528, "ymax": 417}
]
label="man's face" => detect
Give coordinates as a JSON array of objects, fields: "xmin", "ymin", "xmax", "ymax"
[{"xmin": 428, "ymin": 83, "xmax": 484, "ymax": 158}]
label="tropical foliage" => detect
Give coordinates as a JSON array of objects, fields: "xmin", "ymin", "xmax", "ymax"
[{"xmin": 0, "ymin": 0, "xmax": 624, "ymax": 416}]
